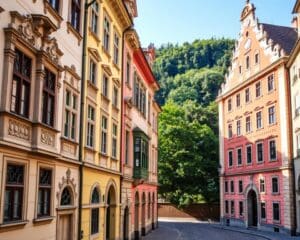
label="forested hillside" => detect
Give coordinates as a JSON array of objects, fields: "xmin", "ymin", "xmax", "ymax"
[{"xmin": 155, "ymin": 39, "xmax": 234, "ymax": 206}]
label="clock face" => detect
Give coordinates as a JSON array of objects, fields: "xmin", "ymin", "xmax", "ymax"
[{"xmin": 244, "ymin": 38, "xmax": 251, "ymax": 50}]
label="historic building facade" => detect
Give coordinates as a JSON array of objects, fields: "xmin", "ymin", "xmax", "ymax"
[
  {"xmin": 288, "ymin": 0, "xmax": 300, "ymax": 235},
  {"xmin": 0, "ymin": 1, "xmax": 83, "ymax": 239},
  {"xmin": 217, "ymin": 1, "xmax": 297, "ymax": 235},
  {"xmin": 121, "ymin": 27, "xmax": 160, "ymax": 239},
  {"xmin": 80, "ymin": 0, "xmax": 132, "ymax": 240}
]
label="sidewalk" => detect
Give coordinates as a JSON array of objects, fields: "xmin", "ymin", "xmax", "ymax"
[{"xmin": 212, "ymin": 223, "xmax": 300, "ymax": 240}]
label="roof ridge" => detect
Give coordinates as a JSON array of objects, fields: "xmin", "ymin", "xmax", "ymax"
[{"xmin": 260, "ymin": 22, "xmax": 297, "ymax": 30}]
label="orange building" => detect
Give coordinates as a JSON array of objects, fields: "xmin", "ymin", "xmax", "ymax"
[{"xmin": 217, "ymin": 1, "xmax": 297, "ymax": 235}]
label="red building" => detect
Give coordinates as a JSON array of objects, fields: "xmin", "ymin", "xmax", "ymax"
[{"xmin": 217, "ymin": 1, "xmax": 297, "ymax": 235}]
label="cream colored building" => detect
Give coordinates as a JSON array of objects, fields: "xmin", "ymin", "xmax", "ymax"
[{"xmin": 0, "ymin": 1, "xmax": 83, "ymax": 239}]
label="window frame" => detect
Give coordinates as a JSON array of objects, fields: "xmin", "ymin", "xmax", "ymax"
[
  {"xmin": 103, "ymin": 15, "xmax": 110, "ymax": 53},
  {"xmin": 228, "ymin": 150, "xmax": 233, "ymax": 168},
  {"xmin": 236, "ymin": 94, "xmax": 241, "ymax": 108},
  {"xmin": 256, "ymin": 111, "xmax": 262, "ymax": 129},
  {"xmin": 112, "ymin": 123, "xmax": 118, "ymax": 159},
  {"xmin": 239, "ymin": 201, "xmax": 244, "ymax": 217},
  {"xmin": 268, "ymin": 106, "xmax": 276, "ymax": 125},
  {"xmin": 86, "ymin": 105, "xmax": 95, "ymax": 148},
  {"xmin": 37, "ymin": 167, "xmax": 53, "ymax": 218},
  {"xmin": 259, "ymin": 178, "xmax": 265, "ymax": 193},
  {"xmin": 90, "ymin": 1, "xmax": 99, "ymax": 34},
  {"xmin": 101, "ymin": 115, "xmax": 108, "ymax": 154},
  {"xmin": 256, "ymin": 141, "xmax": 264, "ymax": 163},
  {"xmin": 255, "ymin": 81, "xmax": 261, "ymax": 98},
  {"xmin": 246, "ymin": 144, "xmax": 252, "ymax": 165},
  {"xmin": 269, "ymin": 139, "xmax": 277, "ymax": 161},
  {"xmin": 261, "ymin": 202, "xmax": 266, "ymax": 221},
  {"xmin": 272, "ymin": 202, "xmax": 280, "ymax": 222},
  {"xmin": 113, "ymin": 32, "xmax": 120, "ymax": 65},
  {"xmin": 102, "ymin": 73, "xmax": 109, "ymax": 98},
  {"xmin": 271, "ymin": 176, "xmax": 279, "ymax": 194},
  {"xmin": 268, "ymin": 74, "xmax": 275, "ymax": 92},
  {"xmin": 246, "ymin": 116, "xmax": 251, "ymax": 133},
  {"xmin": 245, "ymin": 88, "xmax": 250, "ymax": 103},
  {"xmin": 63, "ymin": 89, "xmax": 78, "ymax": 140},
  {"xmin": 70, "ymin": 0, "xmax": 81, "ymax": 32},
  {"xmin": 42, "ymin": 68, "xmax": 56, "ymax": 127},
  {"xmin": 237, "ymin": 147, "xmax": 242, "ymax": 166}
]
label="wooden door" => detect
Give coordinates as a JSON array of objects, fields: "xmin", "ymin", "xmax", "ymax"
[{"xmin": 58, "ymin": 214, "xmax": 72, "ymax": 240}]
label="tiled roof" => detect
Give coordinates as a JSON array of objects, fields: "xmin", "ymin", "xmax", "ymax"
[{"xmin": 260, "ymin": 23, "xmax": 298, "ymax": 55}]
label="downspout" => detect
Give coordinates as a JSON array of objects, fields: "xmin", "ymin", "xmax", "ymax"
[{"xmin": 78, "ymin": 1, "xmax": 96, "ymax": 239}]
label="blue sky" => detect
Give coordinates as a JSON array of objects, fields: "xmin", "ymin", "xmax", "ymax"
[{"xmin": 134, "ymin": 0, "xmax": 295, "ymax": 47}]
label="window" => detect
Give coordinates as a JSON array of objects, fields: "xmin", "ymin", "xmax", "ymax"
[
  {"xmin": 236, "ymin": 94, "xmax": 241, "ymax": 107},
  {"xmin": 246, "ymin": 116, "xmax": 251, "ymax": 133},
  {"xmin": 60, "ymin": 187, "xmax": 72, "ymax": 206},
  {"xmin": 260, "ymin": 178, "xmax": 265, "ymax": 193},
  {"xmin": 269, "ymin": 140, "xmax": 277, "ymax": 161},
  {"xmin": 256, "ymin": 142, "xmax": 263, "ymax": 163},
  {"xmin": 256, "ymin": 111, "xmax": 262, "ymax": 129},
  {"xmin": 268, "ymin": 106, "xmax": 275, "ymax": 124},
  {"xmin": 245, "ymin": 88, "xmax": 250, "ymax": 103},
  {"xmin": 113, "ymin": 33, "xmax": 120, "ymax": 65},
  {"xmin": 112, "ymin": 124, "xmax": 117, "ymax": 158},
  {"xmin": 48, "ymin": 0, "xmax": 59, "ymax": 12},
  {"xmin": 228, "ymin": 99, "xmax": 232, "ymax": 112},
  {"xmin": 297, "ymin": 135, "xmax": 300, "ymax": 156},
  {"xmin": 239, "ymin": 201, "xmax": 244, "ymax": 216},
  {"xmin": 126, "ymin": 55, "xmax": 131, "ymax": 85},
  {"xmin": 246, "ymin": 56, "xmax": 250, "ymax": 70},
  {"xmin": 42, "ymin": 68, "xmax": 56, "ymax": 127},
  {"xmin": 148, "ymin": 96, "xmax": 151, "ymax": 121},
  {"xmin": 87, "ymin": 106, "xmax": 95, "ymax": 147},
  {"xmin": 125, "ymin": 131, "xmax": 130, "ymax": 165},
  {"xmin": 228, "ymin": 124, "xmax": 233, "ymax": 138},
  {"xmin": 237, "ymin": 148, "xmax": 242, "ymax": 165},
  {"xmin": 261, "ymin": 202, "xmax": 266, "ymax": 220},
  {"xmin": 231, "ymin": 200, "xmax": 235, "ymax": 215},
  {"xmin": 4, "ymin": 164, "xmax": 24, "ymax": 222},
  {"xmin": 133, "ymin": 75, "xmax": 147, "ymax": 116},
  {"xmin": 255, "ymin": 82, "xmax": 261, "ymax": 98},
  {"xmin": 64, "ymin": 90, "xmax": 77, "ymax": 140},
  {"xmin": 230, "ymin": 180, "xmax": 234, "ymax": 193},
  {"xmin": 38, "ymin": 168, "xmax": 52, "ymax": 217},
  {"xmin": 71, "ymin": 0, "xmax": 81, "ymax": 31},
  {"xmin": 102, "ymin": 74, "xmax": 108, "ymax": 97},
  {"xmin": 239, "ymin": 65, "xmax": 242, "ymax": 74},
  {"xmin": 101, "ymin": 116, "xmax": 107, "ymax": 154},
  {"xmin": 112, "ymin": 86, "xmax": 118, "ymax": 107},
  {"xmin": 11, "ymin": 49, "xmax": 31, "ymax": 118},
  {"xmin": 236, "ymin": 120, "xmax": 241, "ymax": 136},
  {"xmin": 89, "ymin": 60, "xmax": 97, "ymax": 85},
  {"xmin": 273, "ymin": 203, "xmax": 280, "ymax": 221},
  {"xmin": 272, "ymin": 177, "xmax": 279, "ymax": 194},
  {"xmin": 91, "ymin": 188, "xmax": 100, "ymax": 235},
  {"xmin": 255, "ymin": 52, "xmax": 259, "ymax": 64},
  {"xmin": 268, "ymin": 74, "xmax": 274, "ymax": 92},
  {"xmin": 228, "ymin": 150, "xmax": 233, "ymax": 167},
  {"xmin": 134, "ymin": 136, "xmax": 149, "ymax": 171},
  {"xmin": 225, "ymin": 200, "xmax": 229, "ymax": 214},
  {"xmin": 246, "ymin": 145, "xmax": 252, "ymax": 164},
  {"xmin": 103, "ymin": 16, "xmax": 110, "ymax": 52},
  {"xmin": 224, "ymin": 181, "xmax": 228, "ymax": 193},
  {"xmin": 90, "ymin": 1, "xmax": 99, "ymax": 34},
  {"xmin": 295, "ymin": 95, "xmax": 300, "ymax": 117},
  {"xmin": 238, "ymin": 180, "xmax": 243, "ymax": 193}
]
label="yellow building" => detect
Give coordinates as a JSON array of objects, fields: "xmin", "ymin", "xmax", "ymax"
[{"xmin": 80, "ymin": 0, "xmax": 132, "ymax": 239}]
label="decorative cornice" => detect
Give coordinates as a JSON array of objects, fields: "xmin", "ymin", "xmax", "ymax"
[
  {"xmin": 108, "ymin": 0, "xmax": 132, "ymax": 30},
  {"xmin": 88, "ymin": 47, "xmax": 101, "ymax": 62},
  {"xmin": 125, "ymin": 29, "xmax": 140, "ymax": 50}
]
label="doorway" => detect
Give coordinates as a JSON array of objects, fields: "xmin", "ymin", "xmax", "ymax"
[
  {"xmin": 134, "ymin": 192, "xmax": 140, "ymax": 240},
  {"xmin": 247, "ymin": 190, "xmax": 258, "ymax": 227},
  {"xmin": 106, "ymin": 186, "xmax": 116, "ymax": 240},
  {"xmin": 57, "ymin": 214, "xmax": 72, "ymax": 240},
  {"xmin": 123, "ymin": 207, "xmax": 129, "ymax": 240},
  {"xmin": 141, "ymin": 193, "xmax": 146, "ymax": 236}
]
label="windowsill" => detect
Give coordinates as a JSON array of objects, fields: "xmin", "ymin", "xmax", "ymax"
[
  {"xmin": 111, "ymin": 156, "xmax": 118, "ymax": 161},
  {"xmin": 237, "ymin": 164, "xmax": 243, "ymax": 168},
  {"xmin": 43, "ymin": 0, "xmax": 63, "ymax": 26},
  {"xmin": 102, "ymin": 46, "xmax": 111, "ymax": 59},
  {"xmin": 33, "ymin": 121, "xmax": 60, "ymax": 133},
  {"xmin": 89, "ymin": 28, "xmax": 101, "ymax": 43},
  {"xmin": 272, "ymin": 192, "xmax": 280, "ymax": 196},
  {"xmin": 66, "ymin": 22, "xmax": 82, "ymax": 44},
  {"xmin": 245, "ymin": 101, "xmax": 252, "ymax": 105},
  {"xmin": 268, "ymin": 122, "xmax": 277, "ymax": 127},
  {"xmin": 60, "ymin": 137, "xmax": 78, "ymax": 145},
  {"xmin": 33, "ymin": 216, "xmax": 55, "ymax": 224},
  {"xmin": 0, "ymin": 220, "xmax": 29, "ymax": 229},
  {"xmin": 255, "ymin": 95, "xmax": 263, "ymax": 100},
  {"xmin": 99, "ymin": 152, "xmax": 108, "ymax": 158},
  {"xmin": 256, "ymin": 127, "xmax": 264, "ymax": 131},
  {"xmin": 269, "ymin": 158, "xmax": 278, "ymax": 162},
  {"xmin": 56, "ymin": 206, "xmax": 76, "ymax": 211},
  {"xmin": 113, "ymin": 62, "xmax": 120, "ymax": 71},
  {"xmin": 257, "ymin": 161, "xmax": 264, "ymax": 165},
  {"xmin": 85, "ymin": 146, "xmax": 96, "ymax": 152},
  {"xmin": 268, "ymin": 89, "xmax": 276, "ymax": 94},
  {"xmin": 101, "ymin": 94, "xmax": 110, "ymax": 103},
  {"xmin": 87, "ymin": 80, "xmax": 99, "ymax": 91}
]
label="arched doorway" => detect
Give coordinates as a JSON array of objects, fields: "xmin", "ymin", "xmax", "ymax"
[
  {"xmin": 106, "ymin": 185, "xmax": 117, "ymax": 240},
  {"xmin": 134, "ymin": 192, "xmax": 140, "ymax": 240},
  {"xmin": 152, "ymin": 192, "xmax": 155, "ymax": 230},
  {"xmin": 123, "ymin": 206, "xmax": 129, "ymax": 240},
  {"xmin": 247, "ymin": 190, "xmax": 258, "ymax": 227},
  {"xmin": 141, "ymin": 193, "xmax": 146, "ymax": 236}
]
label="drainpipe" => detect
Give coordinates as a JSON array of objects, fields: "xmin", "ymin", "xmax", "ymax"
[{"xmin": 78, "ymin": 1, "xmax": 96, "ymax": 239}]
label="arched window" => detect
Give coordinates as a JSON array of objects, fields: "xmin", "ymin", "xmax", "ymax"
[
  {"xmin": 60, "ymin": 187, "xmax": 72, "ymax": 206},
  {"xmin": 91, "ymin": 187, "xmax": 100, "ymax": 235}
]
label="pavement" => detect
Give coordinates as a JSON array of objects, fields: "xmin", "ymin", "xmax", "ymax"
[{"xmin": 142, "ymin": 218, "xmax": 300, "ymax": 240}]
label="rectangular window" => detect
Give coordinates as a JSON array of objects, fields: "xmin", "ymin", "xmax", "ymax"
[
  {"xmin": 273, "ymin": 203, "xmax": 280, "ymax": 221},
  {"xmin": 256, "ymin": 111, "xmax": 262, "ymax": 129},
  {"xmin": 255, "ymin": 82, "xmax": 261, "ymax": 98},
  {"xmin": 268, "ymin": 74, "xmax": 274, "ymax": 92},
  {"xmin": 246, "ymin": 145, "xmax": 252, "ymax": 164},
  {"xmin": 11, "ymin": 49, "xmax": 31, "ymax": 118},
  {"xmin": 91, "ymin": 208, "xmax": 99, "ymax": 234},
  {"xmin": 113, "ymin": 33, "xmax": 120, "ymax": 65},
  {"xmin": 295, "ymin": 95, "xmax": 300, "ymax": 117},
  {"xmin": 255, "ymin": 53, "xmax": 259, "ymax": 64},
  {"xmin": 236, "ymin": 120, "xmax": 241, "ymax": 136},
  {"xmin": 239, "ymin": 201, "xmax": 244, "ymax": 217},
  {"xmin": 4, "ymin": 164, "xmax": 24, "ymax": 222},
  {"xmin": 102, "ymin": 74, "xmax": 108, "ymax": 97},
  {"xmin": 256, "ymin": 142, "xmax": 264, "ymax": 163},
  {"xmin": 64, "ymin": 91, "xmax": 77, "ymax": 140},
  {"xmin": 237, "ymin": 148, "xmax": 242, "ymax": 165},
  {"xmin": 42, "ymin": 68, "xmax": 56, "ymax": 127},
  {"xmin": 112, "ymin": 124, "xmax": 117, "ymax": 158},
  {"xmin": 238, "ymin": 180, "xmax": 243, "ymax": 193},
  {"xmin": 228, "ymin": 124, "xmax": 233, "ymax": 138},
  {"xmin": 71, "ymin": 0, "xmax": 81, "ymax": 31},
  {"xmin": 230, "ymin": 180, "xmax": 234, "ymax": 193},
  {"xmin": 261, "ymin": 202, "xmax": 266, "ymax": 220},
  {"xmin": 125, "ymin": 130, "xmax": 130, "ymax": 165},
  {"xmin": 224, "ymin": 181, "xmax": 228, "ymax": 193},
  {"xmin": 101, "ymin": 116, "xmax": 107, "ymax": 154},
  {"xmin": 269, "ymin": 140, "xmax": 277, "ymax": 161},
  {"xmin": 228, "ymin": 99, "xmax": 232, "ymax": 112},
  {"xmin": 245, "ymin": 88, "xmax": 250, "ymax": 103},
  {"xmin": 231, "ymin": 200, "xmax": 235, "ymax": 215},
  {"xmin": 246, "ymin": 116, "xmax": 251, "ymax": 133},
  {"xmin": 246, "ymin": 56, "xmax": 250, "ymax": 70},
  {"xmin": 89, "ymin": 60, "xmax": 97, "ymax": 84},
  {"xmin": 236, "ymin": 94, "xmax": 240, "ymax": 107},
  {"xmin": 103, "ymin": 16, "xmax": 110, "ymax": 52},
  {"xmin": 268, "ymin": 106, "xmax": 276, "ymax": 124},
  {"xmin": 260, "ymin": 178, "xmax": 265, "ymax": 193},
  {"xmin": 90, "ymin": 2, "xmax": 99, "ymax": 34},
  {"xmin": 126, "ymin": 55, "xmax": 131, "ymax": 85},
  {"xmin": 49, "ymin": 0, "xmax": 60, "ymax": 12},
  {"xmin": 38, "ymin": 168, "xmax": 52, "ymax": 217},
  {"xmin": 228, "ymin": 151, "xmax": 233, "ymax": 167},
  {"xmin": 272, "ymin": 177, "xmax": 279, "ymax": 194},
  {"xmin": 225, "ymin": 200, "xmax": 229, "ymax": 214},
  {"xmin": 112, "ymin": 86, "xmax": 118, "ymax": 107},
  {"xmin": 87, "ymin": 106, "xmax": 95, "ymax": 147}
]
